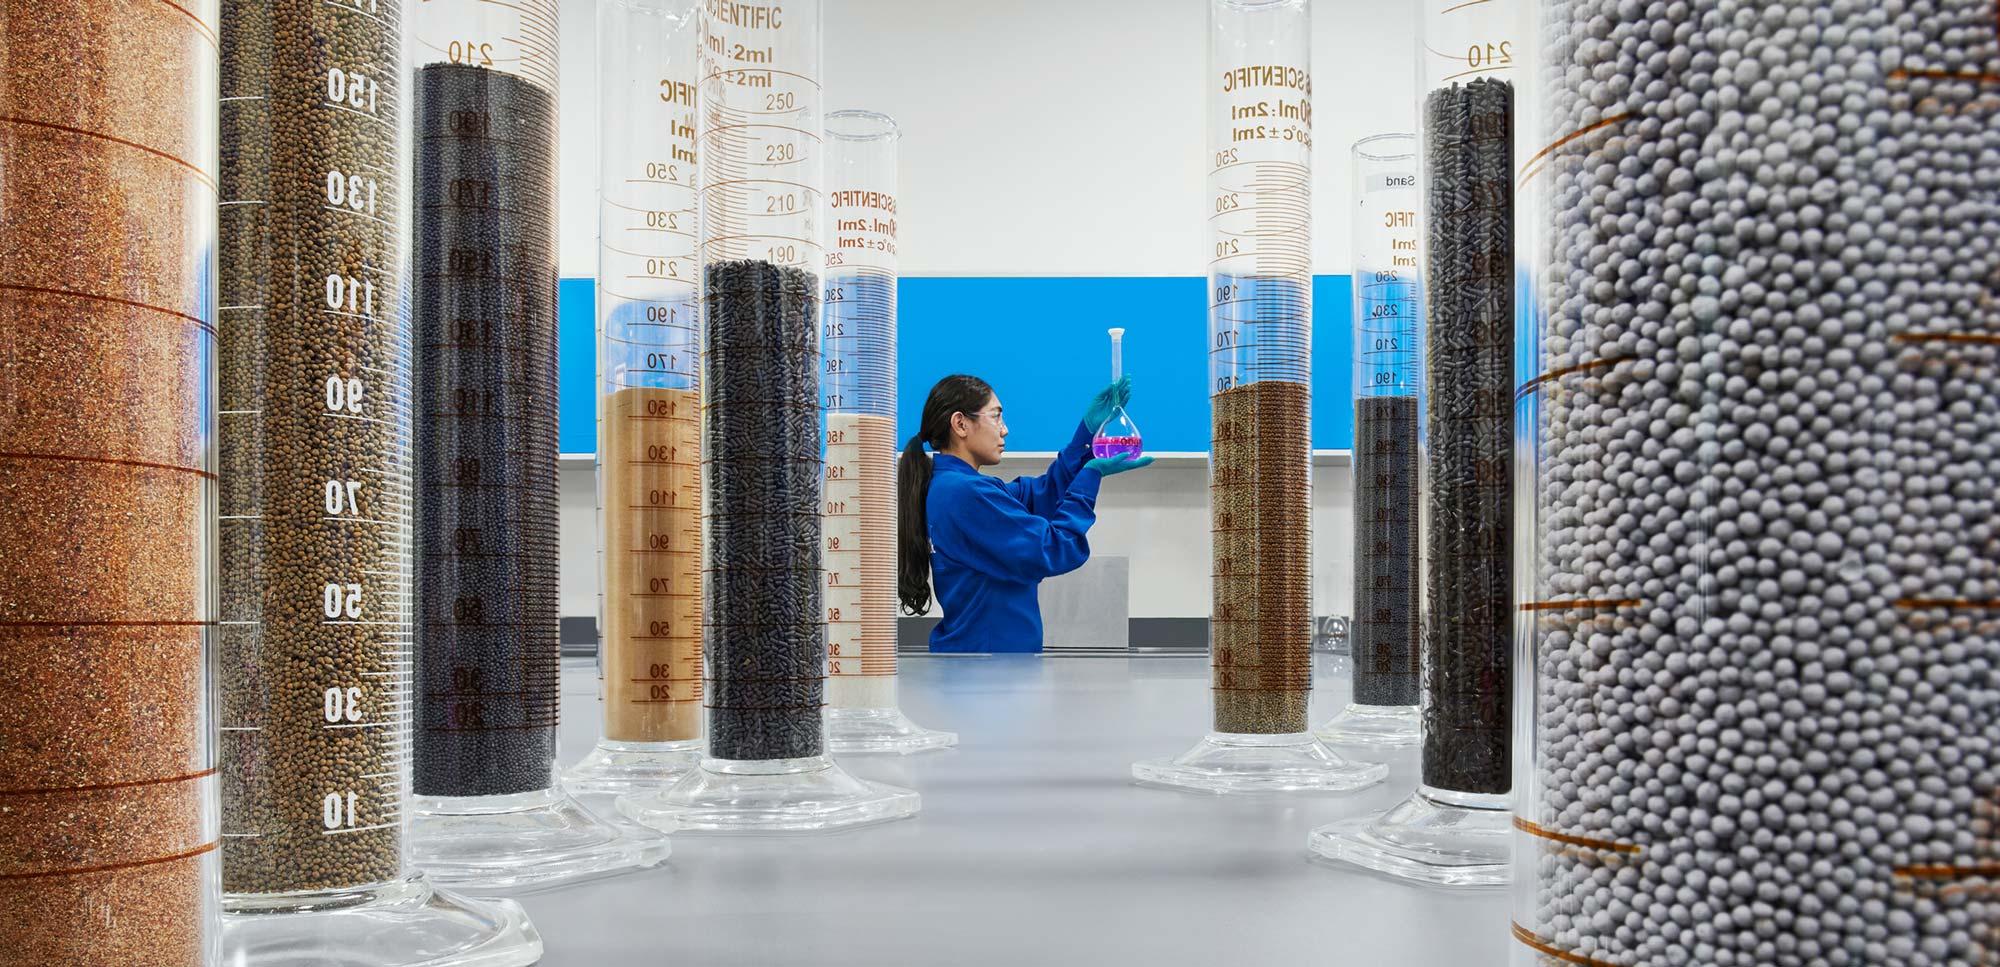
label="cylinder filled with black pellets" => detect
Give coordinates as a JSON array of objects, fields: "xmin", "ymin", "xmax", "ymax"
[
  {"xmin": 1309, "ymin": 0, "xmax": 1521, "ymax": 886},
  {"xmin": 1315, "ymin": 132, "xmax": 1425, "ymax": 749},
  {"xmin": 1131, "ymin": 0, "xmax": 1387, "ymax": 796},
  {"xmin": 403, "ymin": 0, "xmax": 668, "ymax": 889},
  {"xmin": 614, "ymin": 0, "xmax": 918, "ymax": 833}
]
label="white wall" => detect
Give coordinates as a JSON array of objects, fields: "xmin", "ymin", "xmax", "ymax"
[
  {"xmin": 557, "ymin": 0, "xmax": 1419, "ymax": 278},
  {"xmin": 554, "ymin": 0, "xmax": 1417, "ymax": 627}
]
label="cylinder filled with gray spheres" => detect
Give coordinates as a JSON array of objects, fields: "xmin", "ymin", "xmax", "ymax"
[{"xmin": 1512, "ymin": 2, "xmax": 1999, "ymax": 966}]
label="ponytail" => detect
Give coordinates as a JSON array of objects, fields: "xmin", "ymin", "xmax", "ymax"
[
  {"xmin": 897, "ymin": 434, "xmax": 935, "ymax": 615},
  {"xmin": 897, "ymin": 374, "xmax": 995, "ymax": 615}
]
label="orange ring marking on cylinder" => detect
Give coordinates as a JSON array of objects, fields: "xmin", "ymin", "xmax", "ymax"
[
  {"xmin": 1891, "ymin": 331, "xmax": 2000, "ymax": 346},
  {"xmin": 1514, "ymin": 817, "xmax": 1642, "ymax": 855},
  {"xmin": 1515, "ymin": 355, "xmax": 1635, "ymax": 400},
  {"xmin": 1511, "ymin": 924, "xmax": 1624, "ymax": 967},
  {"xmin": 1894, "ymin": 864, "xmax": 2000, "ymax": 879},
  {"xmin": 1894, "ymin": 598, "xmax": 2000, "ymax": 611},
  {"xmin": 0, "ymin": 841, "xmax": 218, "ymax": 882},
  {"xmin": 1516, "ymin": 113, "xmax": 1635, "ymax": 186},
  {"xmin": 0, "ymin": 767, "xmax": 217, "ymax": 799},
  {"xmin": 1888, "ymin": 68, "xmax": 2000, "ymax": 86},
  {"xmin": 1520, "ymin": 599, "xmax": 1641, "ymax": 612}
]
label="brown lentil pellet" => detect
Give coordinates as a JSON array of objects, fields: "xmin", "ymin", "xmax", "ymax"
[
  {"xmin": 216, "ymin": 0, "xmax": 408, "ymax": 893},
  {"xmin": 0, "ymin": 0, "xmax": 219, "ymax": 959},
  {"xmin": 1210, "ymin": 379, "xmax": 1314, "ymax": 735}
]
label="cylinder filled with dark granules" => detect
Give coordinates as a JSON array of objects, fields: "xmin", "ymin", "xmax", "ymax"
[
  {"xmin": 1347, "ymin": 133, "xmax": 1423, "ymax": 712},
  {"xmin": 1351, "ymin": 395, "xmax": 1420, "ymax": 705},
  {"xmin": 411, "ymin": 62, "xmax": 562, "ymax": 798},
  {"xmin": 215, "ymin": 0, "xmax": 411, "ymax": 898},
  {"xmin": 1, "ymin": 0, "xmax": 219, "ymax": 958},
  {"xmin": 702, "ymin": 259, "xmax": 827, "ymax": 761},
  {"xmin": 1420, "ymin": 76, "xmax": 1514, "ymax": 795}
]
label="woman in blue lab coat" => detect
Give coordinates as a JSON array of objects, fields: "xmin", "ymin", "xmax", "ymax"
[{"xmin": 897, "ymin": 374, "xmax": 1153, "ymax": 652}]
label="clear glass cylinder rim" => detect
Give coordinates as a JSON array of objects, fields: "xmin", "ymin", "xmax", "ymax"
[
  {"xmin": 1214, "ymin": 0, "xmax": 1305, "ymax": 10},
  {"xmin": 826, "ymin": 109, "xmax": 899, "ymax": 143},
  {"xmin": 1353, "ymin": 132, "xmax": 1416, "ymax": 163},
  {"xmin": 602, "ymin": 0, "xmax": 692, "ymax": 19}
]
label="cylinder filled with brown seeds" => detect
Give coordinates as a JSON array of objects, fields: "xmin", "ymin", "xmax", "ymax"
[{"xmin": 216, "ymin": 0, "xmax": 411, "ymax": 895}]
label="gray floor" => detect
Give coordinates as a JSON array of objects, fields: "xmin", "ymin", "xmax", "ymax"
[{"xmin": 528, "ymin": 655, "xmax": 1512, "ymax": 967}]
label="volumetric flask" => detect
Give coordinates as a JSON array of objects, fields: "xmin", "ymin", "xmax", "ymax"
[
  {"xmin": 568, "ymin": 0, "xmax": 707, "ymax": 797},
  {"xmin": 617, "ymin": 0, "xmax": 918, "ymax": 832},
  {"xmin": 821, "ymin": 109, "xmax": 956, "ymax": 755},
  {"xmin": 1092, "ymin": 328, "xmax": 1144, "ymax": 459},
  {"xmin": 213, "ymin": 0, "xmax": 538, "ymax": 952},
  {"xmin": 1512, "ymin": 3, "xmax": 2000, "ymax": 964},
  {"xmin": 1312, "ymin": 0, "xmax": 1522, "ymax": 887},
  {"xmin": 0, "ymin": 5, "xmax": 218, "ymax": 960},
  {"xmin": 1315, "ymin": 133, "xmax": 1423, "ymax": 749},
  {"xmin": 405, "ymin": 0, "xmax": 666, "ymax": 890},
  {"xmin": 1134, "ymin": 0, "xmax": 1385, "ymax": 795}
]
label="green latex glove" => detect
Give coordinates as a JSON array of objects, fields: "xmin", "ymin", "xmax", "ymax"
[
  {"xmin": 1085, "ymin": 453, "xmax": 1154, "ymax": 476},
  {"xmin": 1082, "ymin": 375, "xmax": 1133, "ymax": 431}
]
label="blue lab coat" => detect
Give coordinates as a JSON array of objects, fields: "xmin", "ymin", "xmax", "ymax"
[{"xmin": 926, "ymin": 422, "xmax": 1102, "ymax": 653}]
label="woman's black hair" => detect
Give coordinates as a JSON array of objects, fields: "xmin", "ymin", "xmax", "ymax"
[{"xmin": 898, "ymin": 374, "xmax": 995, "ymax": 615}]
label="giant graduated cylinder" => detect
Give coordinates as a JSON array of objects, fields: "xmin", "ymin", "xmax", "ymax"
[
  {"xmin": 618, "ymin": 0, "xmax": 918, "ymax": 832},
  {"xmin": 403, "ymin": 0, "xmax": 667, "ymax": 896},
  {"xmin": 1205, "ymin": 0, "xmax": 1316, "ymax": 738},
  {"xmin": 407, "ymin": 0, "xmax": 563, "ymax": 804},
  {"xmin": 1305, "ymin": 0, "xmax": 1521, "ymax": 884},
  {"xmin": 1316, "ymin": 132, "xmax": 1424, "ymax": 750},
  {"xmin": 1513, "ymin": 1, "xmax": 2000, "ymax": 963},
  {"xmin": 821, "ymin": 111, "xmax": 901, "ymax": 713},
  {"xmin": 0, "ymin": 2, "xmax": 218, "ymax": 959},
  {"xmin": 213, "ymin": 0, "xmax": 552, "ymax": 940},
  {"xmin": 1133, "ymin": 0, "xmax": 1385, "ymax": 796},
  {"xmin": 571, "ymin": 0, "xmax": 707, "ymax": 795},
  {"xmin": 819, "ymin": 110, "xmax": 956, "ymax": 756},
  {"xmin": 217, "ymin": 0, "xmax": 412, "ymax": 895},
  {"xmin": 694, "ymin": 0, "xmax": 829, "ymax": 763}
]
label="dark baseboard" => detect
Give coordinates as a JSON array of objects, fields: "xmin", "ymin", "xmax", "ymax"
[
  {"xmin": 560, "ymin": 616, "xmax": 599, "ymax": 657},
  {"xmin": 894, "ymin": 616, "xmax": 1207, "ymax": 653}
]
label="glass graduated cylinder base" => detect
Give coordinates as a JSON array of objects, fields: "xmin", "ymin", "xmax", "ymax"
[
  {"xmin": 563, "ymin": 737, "xmax": 704, "ymax": 797},
  {"xmin": 1130, "ymin": 731, "xmax": 1389, "ymax": 794},
  {"xmin": 616, "ymin": 754, "xmax": 920, "ymax": 833},
  {"xmin": 408, "ymin": 784, "xmax": 671, "ymax": 894},
  {"xmin": 1309, "ymin": 785, "xmax": 1513, "ymax": 887},
  {"xmin": 1313, "ymin": 703, "xmax": 1421, "ymax": 748},
  {"xmin": 220, "ymin": 875, "xmax": 542, "ymax": 966},
  {"xmin": 824, "ymin": 706, "xmax": 959, "ymax": 756}
]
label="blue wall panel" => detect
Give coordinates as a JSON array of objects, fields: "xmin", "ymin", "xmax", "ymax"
[
  {"xmin": 559, "ymin": 277, "xmax": 598, "ymax": 454},
  {"xmin": 557, "ymin": 274, "xmax": 1355, "ymax": 455}
]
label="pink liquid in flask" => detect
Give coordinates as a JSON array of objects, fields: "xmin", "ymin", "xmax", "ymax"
[
  {"xmin": 1092, "ymin": 434, "xmax": 1144, "ymax": 459},
  {"xmin": 1092, "ymin": 327, "xmax": 1142, "ymax": 458}
]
